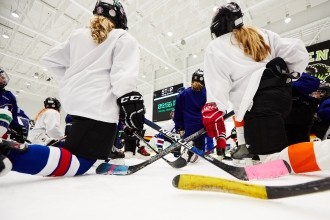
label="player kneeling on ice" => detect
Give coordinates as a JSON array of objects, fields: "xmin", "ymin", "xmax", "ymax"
[
  {"xmin": 173, "ymin": 69, "xmax": 218, "ymax": 163},
  {"xmin": 202, "ymin": 2, "xmax": 330, "ymax": 172},
  {"xmin": 0, "ymin": 0, "xmax": 145, "ymax": 177}
]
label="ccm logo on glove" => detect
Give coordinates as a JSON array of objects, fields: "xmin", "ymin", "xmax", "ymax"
[{"xmin": 119, "ymin": 95, "xmax": 143, "ymax": 103}]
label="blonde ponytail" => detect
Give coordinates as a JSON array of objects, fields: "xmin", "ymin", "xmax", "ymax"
[
  {"xmin": 232, "ymin": 27, "xmax": 271, "ymax": 62},
  {"xmin": 90, "ymin": 15, "xmax": 115, "ymax": 44},
  {"xmin": 191, "ymin": 81, "xmax": 204, "ymax": 91}
]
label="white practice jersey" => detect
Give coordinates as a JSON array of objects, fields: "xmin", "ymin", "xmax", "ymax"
[
  {"xmin": 204, "ymin": 28, "xmax": 309, "ymax": 121},
  {"xmin": 28, "ymin": 109, "xmax": 64, "ymax": 144},
  {"xmin": 42, "ymin": 28, "xmax": 140, "ymax": 123}
]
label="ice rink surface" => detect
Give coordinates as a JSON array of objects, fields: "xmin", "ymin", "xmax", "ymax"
[{"xmin": 1, "ymin": 155, "xmax": 330, "ymax": 220}]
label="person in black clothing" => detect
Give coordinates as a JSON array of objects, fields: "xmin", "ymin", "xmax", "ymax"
[
  {"xmin": 123, "ymin": 127, "xmax": 150, "ymax": 159},
  {"xmin": 285, "ymin": 73, "xmax": 320, "ymax": 145}
]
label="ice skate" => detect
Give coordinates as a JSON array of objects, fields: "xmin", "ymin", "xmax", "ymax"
[
  {"xmin": 108, "ymin": 146, "xmax": 125, "ymax": 165},
  {"xmin": 214, "ymin": 148, "xmax": 232, "ymax": 161},
  {"xmin": 136, "ymin": 146, "xmax": 151, "ymax": 160},
  {"xmin": 0, "ymin": 138, "xmax": 28, "ymax": 155},
  {"xmin": 231, "ymin": 144, "xmax": 257, "ymax": 166},
  {"xmin": 181, "ymin": 149, "xmax": 201, "ymax": 163},
  {"xmin": 109, "ymin": 146, "xmax": 125, "ymax": 159}
]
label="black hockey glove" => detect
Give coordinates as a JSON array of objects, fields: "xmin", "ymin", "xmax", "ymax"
[
  {"xmin": 117, "ymin": 91, "xmax": 145, "ymax": 131},
  {"xmin": 266, "ymin": 57, "xmax": 300, "ymax": 80},
  {"xmin": 10, "ymin": 125, "xmax": 27, "ymax": 144}
]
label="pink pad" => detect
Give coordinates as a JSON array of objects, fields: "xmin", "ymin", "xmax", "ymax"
[{"xmin": 245, "ymin": 160, "xmax": 291, "ymax": 180}]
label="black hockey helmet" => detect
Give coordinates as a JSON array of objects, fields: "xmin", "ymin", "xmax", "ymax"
[
  {"xmin": 317, "ymin": 83, "xmax": 330, "ymax": 99},
  {"xmin": 191, "ymin": 69, "xmax": 204, "ymax": 85},
  {"xmin": 210, "ymin": 2, "xmax": 244, "ymax": 38},
  {"xmin": 0, "ymin": 68, "xmax": 9, "ymax": 89},
  {"xmin": 93, "ymin": 0, "xmax": 128, "ymax": 30},
  {"xmin": 44, "ymin": 97, "xmax": 61, "ymax": 111}
]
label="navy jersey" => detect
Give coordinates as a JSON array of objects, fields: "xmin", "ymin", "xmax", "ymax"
[
  {"xmin": 174, "ymin": 87, "xmax": 207, "ymax": 138},
  {"xmin": 0, "ymin": 89, "xmax": 20, "ymax": 130}
]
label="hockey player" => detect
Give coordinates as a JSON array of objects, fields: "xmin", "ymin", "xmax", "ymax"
[
  {"xmin": 155, "ymin": 110, "xmax": 179, "ymax": 156},
  {"xmin": 285, "ymin": 73, "xmax": 320, "ymax": 145},
  {"xmin": 174, "ymin": 69, "xmax": 222, "ymax": 162},
  {"xmin": 27, "ymin": 97, "xmax": 64, "ymax": 146},
  {"xmin": 0, "ymin": 68, "xmax": 26, "ymax": 143},
  {"xmin": 0, "ymin": 0, "xmax": 145, "ymax": 177},
  {"xmin": 311, "ymin": 83, "xmax": 330, "ymax": 140},
  {"xmin": 201, "ymin": 2, "xmax": 330, "ymax": 173}
]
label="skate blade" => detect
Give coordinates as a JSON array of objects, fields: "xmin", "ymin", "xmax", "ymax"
[{"xmin": 232, "ymin": 158, "xmax": 253, "ymax": 167}]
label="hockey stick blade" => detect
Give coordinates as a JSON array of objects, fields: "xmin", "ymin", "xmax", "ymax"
[
  {"xmin": 133, "ymin": 131, "xmax": 187, "ymax": 168},
  {"xmin": 172, "ymin": 174, "xmax": 330, "ymax": 199},
  {"xmin": 96, "ymin": 127, "xmax": 204, "ymax": 175},
  {"xmin": 144, "ymin": 111, "xmax": 291, "ymax": 181}
]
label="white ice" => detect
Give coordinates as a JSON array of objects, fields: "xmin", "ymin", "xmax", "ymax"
[{"xmin": 1, "ymin": 155, "xmax": 330, "ymax": 220}]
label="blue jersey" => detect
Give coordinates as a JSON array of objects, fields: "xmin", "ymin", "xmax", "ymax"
[
  {"xmin": 174, "ymin": 87, "xmax": 207, "ymax": 140},
  {"xmin": 0, "ymin": 89, "xmax": 20, "ymax": 130},
  {"xmin": 318, "ymin": 98, "xmax": 330, "ymax": 123}
]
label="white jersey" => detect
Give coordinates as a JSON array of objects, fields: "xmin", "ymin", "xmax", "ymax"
[
  {"xmin": 204, "ymin": 28, "xmax": 309, "ymax": 121},
  {"xmin": 42, "ymin": 28, "xmax": 140, "ymax": 123},
  {"xmin": 28, "ymin": 109, "xmax": 64, "ymax": 144}
]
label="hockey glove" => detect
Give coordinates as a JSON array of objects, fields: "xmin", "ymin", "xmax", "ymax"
[
  {"xmin": 10, "ymin": 125, "xmax": 26, "ymax": 144},
  {"xmin": 202, "ymin": 102, "xmax": 226, "ymax": 149},
  {"xmin": 117, "ymin": 91, "xmax": 145, "ymax": 131}
]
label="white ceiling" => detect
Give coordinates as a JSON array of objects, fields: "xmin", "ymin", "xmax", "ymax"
[{"xmin": 0, "ymin": 0, "xmax": 330, "ymax": 105}]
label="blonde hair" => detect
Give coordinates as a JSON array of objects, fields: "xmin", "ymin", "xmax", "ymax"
[
  {"xmin": 34, "ymin": 108, "xmax": 47, "ymax": 122},
  {"xmin": 90, "ymin": 15, "xmax": 116, "ymax": 44},
  {"xmin": 232, "ymin": 27, "xmax": 271, "ymax": 62},
  {"xmin": 191, "ymin": 81, "xmax": 204, "ymax": 91}
]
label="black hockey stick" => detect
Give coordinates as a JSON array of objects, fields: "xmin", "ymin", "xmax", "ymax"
[
  {"xmin": 144, "ymin": 112, "xmax": 291, "ymax": 181},
  {"xmin": 96, "ymin": 126, "xmax": 205, "ymax": 175},
  {"xmin": 47, "ymin": 136, "xmax": 66, "ymax": 146},
  {"xmin": 161, "ymin": 111, "xmax": 235, "ymax": 167},
  {"xmin": 133, "ymin": 131, "xmax": 187, "ymax": 168},
  {"xmin": 173, "ymin": 174, "xmax": 330, "ymax": 199}
]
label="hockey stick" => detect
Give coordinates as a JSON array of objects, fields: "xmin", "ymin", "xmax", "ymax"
[
  {"xmin": 96, "ymin": 125, "xmax": 205, "ymax": 175},
  {"xmin": 144, "ymin": 112, "xmax": 291, "ymax": 181},
  {"xmin": 48, "ymin": 136, "xmax": 66, "ymax": 146},
  {"xmin": 159, "ymin": 111, "xmax": 235, "ymax": 167},
  {"xmin": 133, "ymin": 131, "xmax": 187, "ymax": 168},
  {"xmin": 172, "ymin": 174, "xmax": 330, "ymax": 199}
]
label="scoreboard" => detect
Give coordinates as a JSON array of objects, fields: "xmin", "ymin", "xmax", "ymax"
[{"xmin": 152, "ymin": 83, "xmax": 183, "ymax": 122}]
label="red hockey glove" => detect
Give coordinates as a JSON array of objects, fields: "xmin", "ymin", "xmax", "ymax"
[{"xmin": 202, "ymin": 102, "xmax": 226, "ymax": 149}]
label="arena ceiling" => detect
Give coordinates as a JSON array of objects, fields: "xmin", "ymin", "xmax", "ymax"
[{"xmin": 0, "ymin": 0, "xmax": 329, "ymax": 107}]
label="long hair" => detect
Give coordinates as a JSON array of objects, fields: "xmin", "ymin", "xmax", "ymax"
[
  {"xmin": 90, "ymin": 15, "xmax": 115, "ymax": 44},
  {"xmin": 232, "ymin": 26, "xmax": 271, "ymax": 62},
  {"xmin": 34, "ymin": 108, "xmax": 47, "ymax": 122},
  {"xmin": 191, "ymin": 81, "xmax": 204, "ymax": 91}
]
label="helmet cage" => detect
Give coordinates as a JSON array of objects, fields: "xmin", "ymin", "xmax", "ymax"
[
  {"xmin": 93, "ymin": 0, "xmax": 128, "ymax": 30},
  {"xmin": 210, "ymin": 2, "xmax": 244, "ymax": 38}
]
